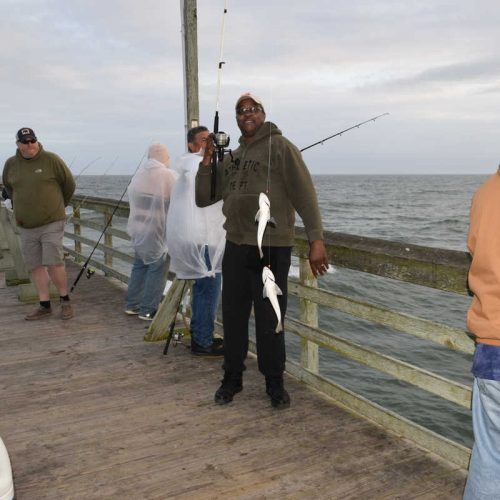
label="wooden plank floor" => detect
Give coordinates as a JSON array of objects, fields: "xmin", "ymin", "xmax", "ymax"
[{"xmin": 0, "ymin": 262, "xmax": 467, "ymax": 499}]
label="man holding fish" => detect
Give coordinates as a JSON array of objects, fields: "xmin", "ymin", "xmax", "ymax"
[{"xmin": 196, "ymin": 93, "xmax": 328, "ymax": 409}]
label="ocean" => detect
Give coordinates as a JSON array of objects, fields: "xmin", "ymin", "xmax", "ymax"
[{"xmin": 75, "ymin": 174, "xmax": 490, "ymax": 448}]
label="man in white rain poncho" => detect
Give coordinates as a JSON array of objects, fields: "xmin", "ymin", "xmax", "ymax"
[
  {"xmin": 124, "ymin": 143, "xmax": 178, "ymax": 320},
  {"xmin": 167, "ymin": 126, "xmax": 225, "ymax": 356}
]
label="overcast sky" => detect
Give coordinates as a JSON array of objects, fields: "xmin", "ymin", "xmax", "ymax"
[{"xmin": 1, "ymin": 0, "xmax": 499, "ymax": 176}]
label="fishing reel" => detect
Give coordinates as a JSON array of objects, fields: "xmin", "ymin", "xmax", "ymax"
[
  {"xmin": 210, "ymin": 130, "xmax": 231, "ymax": 200},
  {"xmin": 213, "ymin": 131, "xmax": 230, "ymax": 162},
  {"xmin": 171, "ymin": 330, "xmax": 184, "ymax": 346},
  {"xmin": 86, "ymin": 267, "xmax": 96, "ymax": 279}
]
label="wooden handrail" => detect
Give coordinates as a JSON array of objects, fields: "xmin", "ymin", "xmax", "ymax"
[{"xmin": 18, "ymin": 193, "xmax": 472, "ymax": 468}]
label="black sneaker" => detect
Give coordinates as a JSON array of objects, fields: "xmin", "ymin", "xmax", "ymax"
[
  {"xmin": 266, "ymin": 376, "xmax": 291, "ymax": 409},
  {"xmin": 191, "ymin": 340, "xmax": 224, "ymax": 357},
  {"xmin": 214, "ymin": 372, "xmax": 243, "ymax": 405},
  {"xmin": 190, "ymin": 333, "xmax": 224, "ymax": 346}
]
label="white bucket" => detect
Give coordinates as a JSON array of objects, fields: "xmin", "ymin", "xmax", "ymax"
[{"xmin": 0, "ymin": 437, "xmax": 14, "ymax": 500}]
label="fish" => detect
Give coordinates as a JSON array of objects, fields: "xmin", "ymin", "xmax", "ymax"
[
  {"xmin": 262, "ymin": 266, "xmax": 283, "ymax": 333},
  {"xmin": 255, "ymin": 192, "xmax": 276, "ymax": 259}
]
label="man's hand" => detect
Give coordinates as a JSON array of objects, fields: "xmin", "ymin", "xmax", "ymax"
[
  {"xmin": 308, "ymin": 239, "xmax": 329, "ymax": 277},
  {"xmin": 201, "ymin": 133, "xmax": 216, "ymax": 167}
]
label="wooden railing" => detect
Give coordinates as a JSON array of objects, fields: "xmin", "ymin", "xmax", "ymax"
[
  {"xmin": 3, "ymin": 194, "xmax": 475, "ymax": 469},
  {"xmin": 289, "ymin": 227, "xmax": 472, "ymax": 468},
  {"xmin": 65, "ymin": 195, "xmax": 133, "ymax": 283}
]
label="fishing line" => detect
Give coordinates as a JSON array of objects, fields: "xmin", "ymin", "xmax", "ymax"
[
  {"xmin": 210, "ymin": 0, "xmax": 230, "ymax": 199},
  {"xmin": 70, "ymin": 151, "xmax": 147, "ymax": 293},
  {"xmin": 215, "ymin": 0, "xmax": 228, "ymax": 118},
  {"xmin": 265, "ymin": 122, "xmax": 273, "ymax": 269},
  {"xmin": 72, "ymin": 156, "xmax": 101, "ymax": 181},
  {"xmin": 264, "ymin": 84, "xmax": 276, "ymax": 269},
  {"xmin": 66, "ymin": 156, "xmax": 118, "ymax": 224},
  {"xmin": 68, "ymin": 156, "xmax": 102, "ymax": 219}
]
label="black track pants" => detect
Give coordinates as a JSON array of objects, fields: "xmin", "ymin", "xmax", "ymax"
[{"xmin": 221, "ymin": 240, "xmax": 291, "ymax": 377}]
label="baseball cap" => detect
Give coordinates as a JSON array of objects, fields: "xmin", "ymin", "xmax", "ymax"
[
  {"xmin": 235, "ymin": 93, "xmax": 265, "ymax": 112},
  {"xmin": 16, "ymin": 128, "xmax": 37, "ymax": 142}
]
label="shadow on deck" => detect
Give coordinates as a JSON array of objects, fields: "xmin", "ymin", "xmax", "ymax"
[{"xmin": 0, "ymin": 262, "xmax": 467, "ymax": 499}]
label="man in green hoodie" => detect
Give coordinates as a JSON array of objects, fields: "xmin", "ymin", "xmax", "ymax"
[
  {"xmin": 196, "ymin": 93, "xmax": 329, "ymax": 409},
  {"xmin": 2, "ymin": 127, "xmax": 75, "ymax": 320}
]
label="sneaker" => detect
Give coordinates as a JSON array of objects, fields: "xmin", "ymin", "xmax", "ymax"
[
  {"xmin": 25, "ymin": 305, "xmax": 52, "ymax": 321},
  {"xmin": 124, "ymin": 309, "xmax": 139, "ymax": 316},
  {"xmin": 60, "ymin": 301, "xmax": 74, "ymax": 320},
  {"xmin": 189, "ymin": 331, "xmax": 223, "ymax": 346},
  {"xmin": 138, "ymin": 312, "xmax": 155, "ymax": 321},
  {"xmin": 266, "ymin": 376, "xmax": 290, "ymax": 409},
  {"xmin": 214, "ymin": 372, "xmax": 243, "ymax": 405},
  {"xmin": 191, "ymin": 340, "xmax": 224, "ymax": 357}
]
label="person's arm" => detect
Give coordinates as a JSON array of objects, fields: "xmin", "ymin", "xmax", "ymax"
[
  {"xmin": 2, "ymin": 162, "xmax": 13, "ymax": 199},
  {"xmin": 53, "ymin": 155, "xmax": 76, "ymax": 206},
  {"xmin": 308, "ymin": 239, "xmax": 329, "ymax": 277},
  {"xmin": 195, "ymin": 134, "xmax": 222, "ymax": 207},
  {"xmin": 467, "ymin": 193, "xmax": 478, "ymax": 256},
  {"xmin": 280, "ymin": 140, "xmax": 329, "ymax": 276}
]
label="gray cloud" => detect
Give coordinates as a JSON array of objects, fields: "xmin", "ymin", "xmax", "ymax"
[{"xmin": 1, "ymin": 0, "xmax": 499, "ymax": 175}]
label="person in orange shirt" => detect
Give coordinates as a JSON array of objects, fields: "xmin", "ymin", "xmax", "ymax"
[{"xmin": 463, "ymin": 166, "xmax": 500, "ymax": 499}]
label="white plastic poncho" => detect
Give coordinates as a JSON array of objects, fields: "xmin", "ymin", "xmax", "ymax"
[
  {"xmin": 127, "ymin": 144, "xmax": 178, "ymax": 264},
  {"xmin": 167, "ymin": 152, "xmax": 226, "ymax": 279}
]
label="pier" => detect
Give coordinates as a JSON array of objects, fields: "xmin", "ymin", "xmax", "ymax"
[
  {"xmin": 0, "ymin": 263, "xmax": 467, "ymax": 498},
  {"xmin": 0, "ymin": 199, "xmax": 471, "ymax": 498}
]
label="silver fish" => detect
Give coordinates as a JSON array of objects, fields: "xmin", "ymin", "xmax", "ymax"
[
  {"xmin": 262, "ymin": 266, "xmax": 283, "ymax": 333},
  {"xmin": 255, "ymin": 192, "xmax": 276, "ymax": 259}
]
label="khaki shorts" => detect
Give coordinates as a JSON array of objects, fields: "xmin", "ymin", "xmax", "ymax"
[{"xmin": 18, "ymin": 220, "xmax": 65, "ymax": 270}]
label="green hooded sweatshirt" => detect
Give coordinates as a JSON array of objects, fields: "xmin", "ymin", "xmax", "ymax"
[
  {"xmin": 196, "ymin": 122, "xmax": 323, "ymax": 246},
  {"xmin": 2, "ymin": 144, "xmax": 75, "ymax": 228}
]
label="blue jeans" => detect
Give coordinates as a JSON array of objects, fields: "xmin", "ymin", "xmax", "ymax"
[
  {"xmin": 190, "ymin": 247, "xmax": 221, "ymax": 347},
  {"xmin": 463, "ymin": 378, "xmax": 500, "ymax": 499},
  {"xmin": 125, "ymin": 253, "xmax": 170, "ymax": 316}
]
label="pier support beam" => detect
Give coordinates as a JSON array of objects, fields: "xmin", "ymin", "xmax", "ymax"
[
  {"xmin": 0, "ymin": 206, "xmax": 30, "ymax": 287},
  {"xmin": 144, "ymin": 279, "xmax": 191, "ymax": 342}
]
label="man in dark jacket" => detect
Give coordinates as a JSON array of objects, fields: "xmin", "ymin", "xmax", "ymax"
[
  {"xmin": 196, "ymin": 93, "xmax": 329, "ymax": 409},
  {"xmin": 2, "ymin": 127, "xmax": 75, "ymax": 320}
]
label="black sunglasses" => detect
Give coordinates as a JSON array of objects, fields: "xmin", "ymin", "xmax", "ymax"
[
  {"xmin": 236, "ymin": 106, "xmax": 263, "ymax": 115},
  {"xmin": 20, "ymin": 139, "xmax": 37, "ymax": 144}
]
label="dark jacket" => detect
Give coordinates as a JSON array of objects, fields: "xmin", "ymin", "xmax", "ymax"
[
  {"xmin": 2, "ymin": 144, "xmax": 75, "ymax": 228},
  {"xmin": 196, "ymin": 122, "xmax": 323, "ymax": 246}
]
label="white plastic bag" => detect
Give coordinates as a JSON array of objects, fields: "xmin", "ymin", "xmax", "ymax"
[
  {"xmin": 167, "ymin": 152, "xmax": 225, "ymax": 279},
  {"xmin": 127, "ymin": 144, "xmax": 178, "ymax": 264}
]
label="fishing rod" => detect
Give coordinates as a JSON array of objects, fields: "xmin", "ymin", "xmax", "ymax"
[
  {"xmin": 66, "ymin": 156, "xmax": 101, "ymax": 220},
  {"xmin": 67, "ymin": 157, "xmax": 118, "ymax": 224},
  {"xmin": 72, "ymin": 156, "xmax": 102, "ymax": 182},
  {"xmin": 210, "ymin": 0, "xmax": 231, "ymax": 200},
  {"xmin": 70, "ymin": 153, "xmax": 146, "ymax": 293},
  {"xmin": 163, "ymin": 280, "xmax": 188, "ymax": 355},
  {"xmin": 300, "ymin": 113, "xmax": 389, "ymax": 153}
]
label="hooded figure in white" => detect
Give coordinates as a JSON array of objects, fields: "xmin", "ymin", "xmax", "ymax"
[
  {"xmin": 167, "ymin": 140, "xmax": 225, "ymax": 279},
  {"xmin": 166, "ymin": 126, "xmax": 225, "ymax": 354},
  {"xmin": 127, "ymin": 143, "xmax": 178, "ymax": 264},
  {"xmin": 124, "ymin": 143, "xmax": 178, "ymax": 320}
]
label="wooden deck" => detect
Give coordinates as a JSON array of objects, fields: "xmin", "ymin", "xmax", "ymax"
[{"xmin": 0, "ymin": 262, "xmax": 467, "ymax": 499}]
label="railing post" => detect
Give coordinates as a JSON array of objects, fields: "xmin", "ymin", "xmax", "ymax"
[
  {"xmin": 299, "ymin": 256, "xmax": 319, "ymax": 373},
  {"xmin": 104, "ymin": 211, "xmax": 113, "ymax": 271}
]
